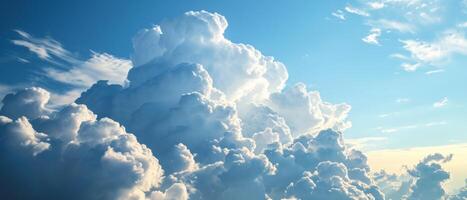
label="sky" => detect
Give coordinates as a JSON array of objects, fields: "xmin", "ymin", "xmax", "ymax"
[{"xmin": 0, "ymin": 0, "xmax": 466, "ymax": 199}]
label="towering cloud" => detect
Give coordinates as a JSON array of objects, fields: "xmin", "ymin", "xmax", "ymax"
[
  {"xmin": 0, "ymin": 88, "xmax": 175, "ymax": 200},
  {"xmin": 406, "ymin": 154, "xmax": 452, "ymax": 200}
]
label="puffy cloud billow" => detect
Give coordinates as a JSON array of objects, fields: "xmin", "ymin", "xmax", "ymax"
[{"xmin": 0, "ymin": 10, "xmax": 464, "ymax": 200}]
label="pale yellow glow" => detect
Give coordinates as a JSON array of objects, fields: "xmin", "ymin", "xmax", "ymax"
[{"xmin": 366, "ymin": 143, "xmax": 467, "ymax": 193}]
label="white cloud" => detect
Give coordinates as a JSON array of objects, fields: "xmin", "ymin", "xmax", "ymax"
[
  {"xmin": 368, "ymin": 2, "xmax": 385, "ymax": 9},
  {"xmin": 10, "ymin": 30, "xmax": 133, "ymax": 106},
  {"xmin": 368, "ymin": 19, "xmax": 415, "ymax": 33},
  {"xmin": 12, "ymin": 30, "xmax": 80, "ymax": 65},
  {"xmin": 267, "ymin": 83, "xmax": 352, "ymax": 136},
  {"xmin": 433, "ymin": 97, "xmax": 448, "ymax": 108},
  {"xmin": 0, "ymin": 88, "xmax": 169, "ymax": 200},
  {"xmin": 425, "ymin": 69, "xmax": 445, "ymax": 75},
  {"xmin": 401, "ymin": 40, "xmax": 445, "ymax": 63},
  {"xmin": 345, "ymin": 5, "xmax": 370, "ymax": 17},
  {"xmin": 378, "ymin": 124, "xmax": 418, "ymax": 133},
  {"xmin": 331, "ymin": 10, "xmax": 346, "ymax": 20},
  {"xmin": 44, "ymin": 52, "xmax": 132, "ymax": 88},
  {"xmin": 401, "ymin": 62, "xmax": 421, "ymax": 72},
  {"xmin": 362, "ymin": 28, "xmax": 382, "ymax": 45},
  {"xmin": 401, "ymin": 31, "xmax": 467, "ymax": 64},
  {"xmin": 0, "ymin": 87, "xmax": 51, "ymax": 119},
  {"xmin": 458, "ymin": 22, "xmax": 467, "ymax": 28}
]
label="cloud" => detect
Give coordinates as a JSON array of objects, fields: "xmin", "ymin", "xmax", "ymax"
[
  {"xmin": 367, "ymin": 143, "xmax": 467, "ymax": 194},
  {"xmin": 425, "ymin": 69, "xmax": 445, "ymax": 75},
  {"xmin": 9, "ymin": 30, "xmax": 133, "ymax": 106},
  {"xmin": 433, "ymin": 97, "xmax": 448, "ymax": 108},
  {"xmin": 401, "ymin": 31, "xmax": 467, "ymax": 65},
  {"xmin": 401, "ymin": 40, "xmax": 445, "ymax": 63},
  {"xmin": 345, "ymin": 5, "xmax": 370, "ymax": 17},
  {"xmin": 377, "ymin": 124, "xmax": 418, "ymax": 133},
  {"xmin": 406, "ymin": 153, "xmax": 452, "ymax": 200},
  {"xmin": 266, "ymin": 83, "xmax": 352, "ymax": 136},
  {"xmin": 368, "ymin": 2, "xmax": 385, "ymax": 10},
  {"xmin": 331, "ymin": 10, "xmax": 346, "ymax": 20},
  {"xmin": 12, "ymin": 30, "xmax": 80, "ymax": 65},
  {"xmin": 401, "ymin": 62, "xmax": 421, "ymax": 72},
  {"xmin": 44, "ymin": 52, "xmax": 132, "ymax": 88},
  {"xmin": 368, "ymin": 19, "xmax": 415, "ymax": 33},
  {"xmin": 448, "ymin": 180, "xmax": 467, "ymax": 200},
  {"xmin": 0, "ymin": 88, "xmax": 173, "ymax": 200},
  {"xmin": 128, "ymin": 10, "xmax": 288, "ymax": 102},
  {"xmin": 458, "ymin": 22, "xmax": 467, "ymax": 28},
  {"xmin": 362, "ymin": 28, "xmax": 382, "ymax": 45},
  {"xmin": 149, "ymin": 183, "xmax": 189, "ymax": 200},
  {"xmin": 1, "ymin": 10, "xmax": 465, "ymax": 200},
  {"xmin": 0, "ymin": 87, "xmax": 51, "ymax": 119}
]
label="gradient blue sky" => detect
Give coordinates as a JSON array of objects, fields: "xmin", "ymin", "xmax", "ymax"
[{"xmin": 1, "ymin": 0, "xmax": 466, "ymax": 152}]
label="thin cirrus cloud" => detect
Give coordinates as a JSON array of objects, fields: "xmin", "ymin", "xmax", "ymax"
[
  {"xmin": 425, "ymin": 69, "xmax": 445, "ymax": 75},
  {"xmin": 377, "ymin": 121, "xmax": 448, "ymax": 134},
  {"xmin": 9, "ymin": 30, "xmax": 132, "ymax": 105},
  {"xmin": 11, "ymin": 29, "xmax": 80, "ymax": 66},
  {"xmin": 331, "ymin": 9, "xmax": 346, "ymax": 20},
  {"xmin": 1, "ymin": 10, "xmax": 466, "ymax": 200},
  {"xmin": 345, "ymin": 5, "xmax": 370, "ymax": 17}
]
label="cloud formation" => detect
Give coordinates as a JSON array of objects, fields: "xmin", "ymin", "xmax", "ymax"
[
  {"xmin": 1, "ymin": 10, "xmax": 465, "ymax": 200},
  {"xmin": 9, "ymin": 30, "xmax": 133, "ymax": 106}
]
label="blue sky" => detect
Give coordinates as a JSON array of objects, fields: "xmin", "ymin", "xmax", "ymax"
[{"xmin": 2, "ymin": 0, "xmax": 466, "ymax": 151}]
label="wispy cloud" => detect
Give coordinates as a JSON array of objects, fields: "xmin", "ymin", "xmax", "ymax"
[
  {"xmin": 44, "ymin": 52, "xmax": 131, "ymax": 88},
  {"xmin": 11, "ymin": 30, "xmax": 80, "ymax": 66},
  {"xmin": 377, "ymin": 124, "xmax": 418, "ymax": 134},
  {"xmin": 425, "ymin": 69, "xmax": 445, "ymax": 75},
  {"xmin": 345, "ymin": 5, "xmax": 370, "ymax": 17},
  {"xmin": 377, "ymin": 120, "xmax": 447, "ymax": 134},
  {"xmin": 347, "ymin": 136, "xmax": 388, "ymax": 150},
  {"xmin": 331, "ymin": 10, "xmax": 346, "ymax": 20},
  {"xmin": 433, "ymin": 97, "xmax": 448, "ymax": 108},
  {"xmin": 368, "ymin": 19, "xmax": 415, "ymax": 33},
  {"xmin": 362, "ymin": 28, "xmax": 382, "ymax": 45},
  {"xmin": 9, "ymin": 30, "xmax": 133, "ymax": 105},
  {"xmin": 401, "ymin": 31, "xmax": 467, "ymax": 65}
]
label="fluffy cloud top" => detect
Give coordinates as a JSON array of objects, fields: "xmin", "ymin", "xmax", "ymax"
[
  {"xmin": 0, "ymin": 88, "xmax": 173, "ymax": 200},
  {"xmin": 129, "ymin": 10, "xmax": 288, "ymax": 102}
]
